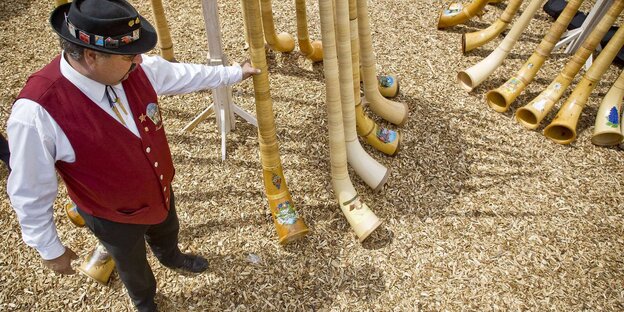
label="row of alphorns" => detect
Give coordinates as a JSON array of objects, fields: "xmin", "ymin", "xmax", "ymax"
[
  {"xmin": 438, "ymin": 0, "xmax": 624, "ymax": 146},
  {"xmin": 241, "ymin": 0, "xmax": 408, "ymax": 245}
]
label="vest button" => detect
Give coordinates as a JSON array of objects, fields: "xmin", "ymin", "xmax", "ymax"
[
  {"xmin": 154, "ymin": 162, "xmax": 158, "ymax": 167},
  {"xmin": 146, "ymin": 147, "xmax": 151, "ymax": 153},
  {"xmin": 160, "ymin": 174, "xmax": 163, "ymax": 180},
  {"xmin": 163, "ymin": 186, "xmax": 167, "ymax": 192}
]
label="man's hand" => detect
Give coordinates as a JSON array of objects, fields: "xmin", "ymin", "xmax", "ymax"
[
  {"xmin": 240, "ymin": 60, "xmax": 261, "ymax": 80},
  {"xmin": 42, "ymin": 248, "xmax": 78, "ymax": 275}
]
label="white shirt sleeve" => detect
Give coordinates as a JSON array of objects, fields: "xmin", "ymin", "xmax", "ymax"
[
  {"xmin": 6, "ymin": 99, "xmax": 74, "ymax": 260},
  {"xmin": 140, "ymin": 54, "xmax": 243, "ymax": 95}
]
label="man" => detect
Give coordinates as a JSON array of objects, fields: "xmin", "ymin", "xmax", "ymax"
[{"xmin": 6, "ymin": 0, "xmax": 260, "ymax": 311}]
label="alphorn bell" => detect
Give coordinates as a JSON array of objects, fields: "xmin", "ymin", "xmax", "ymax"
[
  {"xmin": 349, "ymin": 0, "xmax": 401, "ymax": 156},
  {"xmin": 515, "ymin": 1, "xmax": 624, "ymax": 130},
  {"xmin": 150, "ymin": 0, "xmax": 176, "ymax": 61},
  {"xmin": 462, "ymin": 0, "xmax": 523, "ymax": 53},
  {"xmin": 260, "ymin": 0, "xmax": 296, "ymax": 52},
  {"xmin": 437, "ymin": 0, "xmax": 491, "ymax": 29},
  {"xmin": 318, "ymin": 0, "xmax": 381, "ymax": 241},
  {"xmin": 295, "ymin": 0, "xmax": 323, "ymax": 62},
  {"xmin": 592, "ymin": 69, "xmax": 624, "ymax": 146},
  {"xmin": 457, "ymin": 0, "xmax": 544, "ymax": 92},
  {"xmin": 358, "ymin": 0, "xmax": 409, "ymax": 126},
  {"xmin": 78, "ymin": 243, "xmax": 116, "ymax": 285},
  {"xmin": 486, "ymin": 0, "xmax": 583, "ymax": 112},
  {"xmin": 65, "ymin": 202, "xmax": 86, "ymax": 227},
  {"xmin": 544, "ymin": 24, "xmax": 624, "ymax": 144},
  {"xmin": 336, "ymin": 0, "xmax": 390, "ymax": 190},
  {"xmin": 241, "ymin": 0, "xmax": 309, "ymax": 244}
]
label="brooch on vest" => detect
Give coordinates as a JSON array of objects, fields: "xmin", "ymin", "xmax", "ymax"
[{"xmin": 139, "ymin": 103, "xmax": 163, "ymax": 132}]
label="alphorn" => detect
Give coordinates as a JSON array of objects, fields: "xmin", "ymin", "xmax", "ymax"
[
  {"xmin": 241, "ymin": 0, "xmax": 309, "ymax": 244},
  {"xmin": 336, "ymin": 0, "xmax": 390, "ymax": 190},
  {"xmin": 438, "ymin": 0, "xmax": 491, "ymax": 29},
  {"xmin": 462, "ymin": 0, "xmax": 524, "ymax": 53},
  {"xmin": 515, "ymin": 1, "xmax": 624, "ymax": 130},
  {"xmin": 318, "ymin": 0, "xmax": 382, "ymax": 241},
  {"xmin": 260, "ymin": 0, "xmax": 296, "ymax": 52},
  {"xmin": 150, "ymin": 0, "xmax": 176, "ymax": 61},
  {"xmin": 349, "ymin": 0, "xmax": 401, "ymax": 156},
  {"xmin": 544, "ymin": 25, "xmax": 624, "ymax": 144},
  {"xmin": 295, "ymin": 0, "xmax": 323, "ymax": 62},
  {"xmin": 457, "ymin": 0, "xmax": 544, "ymax": 92},
  {"xmin": 78, "ymin": 243, "xmax": 116, "ymax": 285},
  {"xmin": 358, "ymin": 0, "xmax": 409, "ymax": 126},
  {"xmin": 486, "ymin": 0, "xmax": 583, "ymax": 112},
  {"xmin": 592, "ymin": 69, "xmax": 624, "ymax": 146}
]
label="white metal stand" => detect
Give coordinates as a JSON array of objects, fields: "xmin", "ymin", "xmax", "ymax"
[
  {"xmin": 554, "ymin": 0, "xmax": 612, "ymax": 69},
  {"xmin": 182, "ymin": 0, "xmax": 257, "ymax": 161}
]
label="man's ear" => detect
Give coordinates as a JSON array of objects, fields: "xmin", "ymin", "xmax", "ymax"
[{"xmin": 83, "ymin": 49, "xmax": 99, "ymax": 68}]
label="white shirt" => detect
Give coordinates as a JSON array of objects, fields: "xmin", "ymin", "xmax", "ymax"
[{"xmin": 7, "ymin": 53, "xmax": 242, "ymax": 260}]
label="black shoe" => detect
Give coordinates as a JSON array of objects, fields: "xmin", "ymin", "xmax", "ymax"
[{"xmin": 165, "ymin": 253, "xmax": 208, "ymax": 273}]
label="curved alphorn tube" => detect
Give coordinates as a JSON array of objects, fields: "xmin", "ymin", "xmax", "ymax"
[
  {"xmin": 54, "ymin": 0, "xmax": 68, "ymax": 7},
  {"xmin": 78, "ymin": 243, "xmax": 116, "ymax": 285},
  {"xmin": 358, "ymin": 0, "xmax": 409, "ymax": 126},
  {"xmin": 592, "ymin": 70, "xmax": 624, "ymax": 146},
  {"xmin": 349, "ymin": 0, "xmax": 401, "ymax": 156},
  {"xmin": 260, "ymin": 0, "xmax": 296, "ymax": 52},
  {"xmin": 544, "ymin": 25, "xmax": 624, "ymax": 144},
  {"xmin": 515, "ymin": 1, "xmax": 624, "ymax": 130},
  {"xmin": 295, "ymin": 0, "xmax": 323, "ymax": 62},
  {"xmin": 318, "ymin": 0, "xmax": 382, "ymax": 241},
  {"xmin": 457, "ymin": 0, "xmax": 543, "ymax": 92},
  {"xmin": 462, "ymin": 0, "xmax": 524, "ymax": 53},
  {"xmin": 486, "ymin": 0, "xmax": 583, "ymax": 112},
  {"xmin": 150, "ymin": 0, "xmax": 176, "ymax": 61},
  {"xmin": 437, "ymin": 0, "xmax": 490, "ymax": 29},
  {"xmin": 336, "ymin": 0, "xmax": 390, "ymax": 190},
  {"xmin": 241, "ymin": 0, "xmax": 309, "ymax": 244}
]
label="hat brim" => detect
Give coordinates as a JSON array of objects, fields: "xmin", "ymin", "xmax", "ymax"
[{"xmin": 49, "ymin": 3, "xmax": 157, "ymax": 55}]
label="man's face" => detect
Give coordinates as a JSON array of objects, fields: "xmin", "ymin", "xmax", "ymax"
[{"xmin": 92, "ymin": 53, "xmax": 142, "ymax": 85}]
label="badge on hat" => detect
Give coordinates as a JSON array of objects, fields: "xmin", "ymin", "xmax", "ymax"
[{"xmin": 146, "ymin": 103, "xmax": 162, "ymax": 128}]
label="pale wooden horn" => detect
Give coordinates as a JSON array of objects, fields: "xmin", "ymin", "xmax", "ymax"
[
  {"xmin": 457, "ymin": 0, "xmax": 544, "ymax": 92},
  {"xmin": 318, "ymin": 0, "xmax": 381, "ymax": 241},
  {"xmin": 241, "ymin": 0, "xmax": 309, "ymax": 244},
  {"xmin": 336, "ymin": 0, "xmax": 390, "ymax": 190}
]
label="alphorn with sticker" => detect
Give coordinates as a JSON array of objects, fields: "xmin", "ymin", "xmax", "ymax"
[
  {"xmin": 438, "ymin": 0, "xmax": 491, "ymax": 29},
  {"xmin": 78, "ymin": 243, "xmax": 116, "ymax": 285},
  {"xmin": 295, "ymin": 0, "xmax": 323, "ymax": 62},
  {"xmin": 259, "ymin": 0, "xmax": 296, "ymax": 52},
  {"xmin": 544, "ymin": 25, "xmax": 624, "ymax": 144},
  {"xmin": 592, "ymin": 70, "xmax": 624, "ymax": 146},
  {"xmin": 515, "ymin": 1, "xmax": 624, "ymax": 130},
  {"xmin": 318, "ymin": 0, "xmax": 382, "ymax": 241},
  {"xmin": 335, "ymin": 0, "xmax": 390, "ymax": 190},
  {"xmin": 462, "ymin": 0, "xmax": 523, "ymax": 53},
  {"xmin": 457, "ymin": 0, "xmax": 544, "ymax": 92},
  {"xmin": 485, "ymin": 0, "xmax": 583, "ymax": 112},
  {"xmin": 358, "ymin": 0, "xmax": 408, "ymax": 126},
  {"xmin": 241, "ymin": 0, "xmax": 309, "ymax": 244},
  {"xmin": 349, "ymin": 0, "xmax": 401, "ymax": 156}
]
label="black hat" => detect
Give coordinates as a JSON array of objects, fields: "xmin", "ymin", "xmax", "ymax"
[{"xmin": 50, "ymin": 0, "xmax": 157, "ymax": 55}]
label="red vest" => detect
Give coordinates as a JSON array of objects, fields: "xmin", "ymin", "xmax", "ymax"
[{"xmin": 17, "ymin": 55, "xmax": 174, "ymax": 224}]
